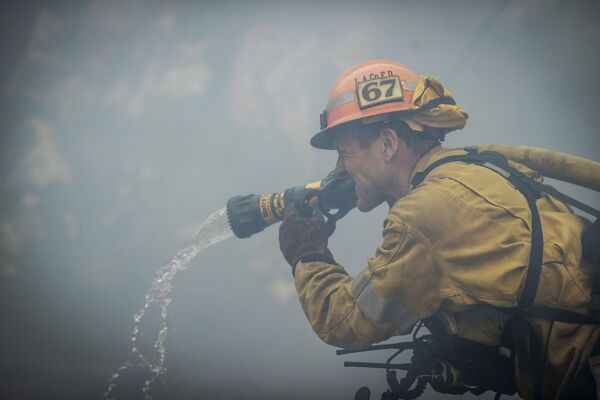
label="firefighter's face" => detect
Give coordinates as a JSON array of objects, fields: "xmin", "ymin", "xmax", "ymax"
[{"xmin": 333, "ymin": 132, "xmax": 389, "ymax": 212}]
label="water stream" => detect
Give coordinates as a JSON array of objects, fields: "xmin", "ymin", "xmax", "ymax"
[{"xmin": 105, "ymin": 207, "xmax": 234, "ymax": 400}]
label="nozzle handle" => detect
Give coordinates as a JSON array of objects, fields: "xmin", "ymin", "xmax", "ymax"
[{"xmin": 292, "ymin": 187, "xmax": 320, "ymax": 218}]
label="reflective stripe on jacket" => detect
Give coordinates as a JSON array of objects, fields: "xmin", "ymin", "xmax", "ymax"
[{"xmin": 294, "ymin": 146, "xmax": 600, "ymax": 399}]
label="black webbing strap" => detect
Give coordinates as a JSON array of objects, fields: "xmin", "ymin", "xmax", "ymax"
[
  {"xmin": 522, "ymin": 305, "xmax": 600, "ymax": 325},
  {"xmin": 502, "ymin": 167, "xmax": 544, "ymax": 309},
  {"xmin": 524, "ymin": 178, "xmax": 600, "ymax": 219},
  {"xmin": 411, "ymin": 149, "xmax": 600, "ymax": 324}
]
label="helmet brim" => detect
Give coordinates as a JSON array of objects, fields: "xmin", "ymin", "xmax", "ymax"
[{"xmin": 310, "ymin": 129, "xmax": 336, "ymax": 150}]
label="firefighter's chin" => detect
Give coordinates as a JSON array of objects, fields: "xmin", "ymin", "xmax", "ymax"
[{"xmin": 356, "ymin": 192, "xmax": 381, "ymax": 212}]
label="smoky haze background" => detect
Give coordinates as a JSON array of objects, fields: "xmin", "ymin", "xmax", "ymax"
[{"xmin": 1, "ymin": 1, "xmax": 599, "ymax": 399}]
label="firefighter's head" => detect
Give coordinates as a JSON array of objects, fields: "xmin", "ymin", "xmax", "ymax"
[{"xmin": 311, "ymin": 60, "xmax": 468, "ymax": 211}]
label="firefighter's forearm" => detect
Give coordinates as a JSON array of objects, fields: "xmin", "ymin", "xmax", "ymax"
[{"xmin": 294, "ymin": 260, "xmax": 397, "ymax": 349}]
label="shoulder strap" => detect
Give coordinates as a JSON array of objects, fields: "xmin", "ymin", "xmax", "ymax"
[
  {"xmin": 411, "ymin": 149, "xmax": 600, "ymax": 324},
  {"xmin": 411, "ymin": 150, "xmax": 600, "ymax": 219}
]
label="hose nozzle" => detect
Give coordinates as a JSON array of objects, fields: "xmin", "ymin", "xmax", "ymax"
[{"xmin": 226, "ymin": 174, "xmax": 356, "ymax": 239}]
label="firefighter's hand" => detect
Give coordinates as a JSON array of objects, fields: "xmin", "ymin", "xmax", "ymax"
[{"xmin": 279, "ymin": 204, "xmax": 335, "ymax": 269}]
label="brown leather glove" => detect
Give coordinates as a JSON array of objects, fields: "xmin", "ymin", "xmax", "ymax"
[{"xmin": 279, "ymin": 204, "xmax": 335, "ymax": 272}]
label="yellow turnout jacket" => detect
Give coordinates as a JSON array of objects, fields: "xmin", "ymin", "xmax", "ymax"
[{"xmin": 294, "ymin": 146, "xmax": 600, "ymax": 398}]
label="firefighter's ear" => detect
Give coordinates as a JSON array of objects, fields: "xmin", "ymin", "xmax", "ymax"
[{"xmin": 380, "ymin": 128, "xmax": 398, "ymax": 162}]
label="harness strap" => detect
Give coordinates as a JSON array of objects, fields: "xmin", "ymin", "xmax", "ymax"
[
  {"xmin": 522, "ymin": 305, "xmax": 600, "ymax": 325},
  {"xmin": 411, "ymin": 149, "xmax": 600, "ymax": 324}
]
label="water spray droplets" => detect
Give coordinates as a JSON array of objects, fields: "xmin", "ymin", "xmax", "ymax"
[{"xmin": 105, "ymin": 208, "xmax": 234, "ymax": 400}]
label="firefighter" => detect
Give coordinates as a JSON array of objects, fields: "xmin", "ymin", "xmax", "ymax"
[{"xmin": 278, "ymin": 59, "xmax": 600, "ymax": 399}]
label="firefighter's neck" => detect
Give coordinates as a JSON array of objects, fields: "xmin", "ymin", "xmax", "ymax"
[{"xmin": 384, "ymin": 137, "xmax": 420, "ymax": 202}]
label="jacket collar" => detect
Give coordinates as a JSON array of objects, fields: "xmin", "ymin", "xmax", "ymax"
[{"xmin": 408, "ymin": 145, "xmax": 467, "ymax": 191}]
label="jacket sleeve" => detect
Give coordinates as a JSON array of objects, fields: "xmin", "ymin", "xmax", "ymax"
[{"xmin": 294, "ymin": 210, "xmax": 448, "ymax": 349}]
